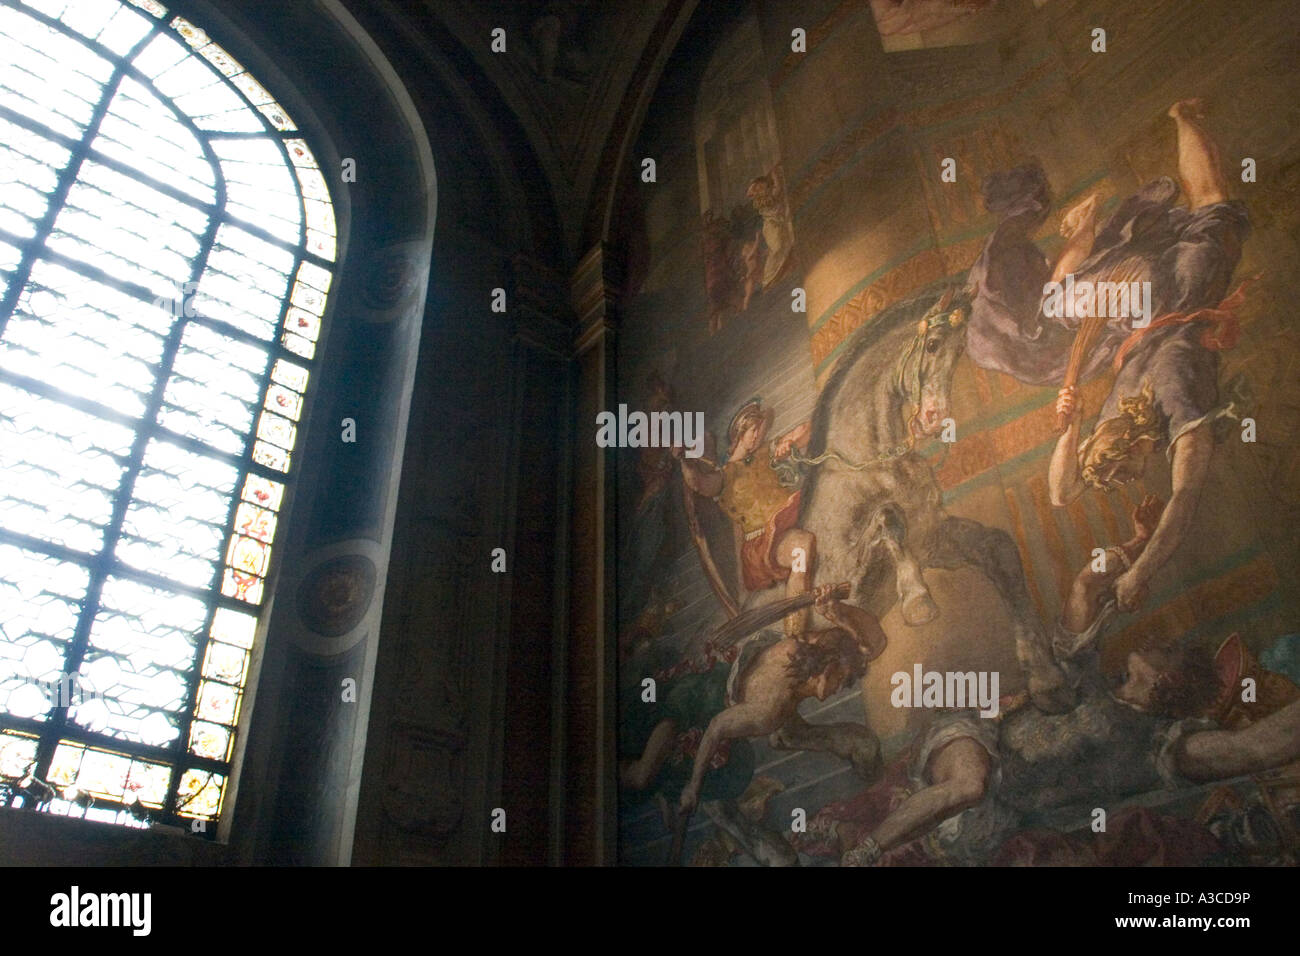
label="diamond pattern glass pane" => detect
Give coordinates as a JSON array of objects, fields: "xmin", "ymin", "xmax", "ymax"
[
  {"xmin": 0, "ymin": 546, "xmax": 89, "ymax": 721},
  {"xmin": 1, "ymin": 259, "xmax": 172, "ymax": 418},
  {"xmin": 0, "ymin": 381, "xmax": 135, "ymax": 554},
  {"xmin": 117, "ymin": 439, "xmax": 237, "ymax": 587}
]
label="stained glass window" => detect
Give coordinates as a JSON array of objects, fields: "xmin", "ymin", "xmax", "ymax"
[{"xmin": 0, "ymin": 0, "xmax": 335, "ymax": 831}]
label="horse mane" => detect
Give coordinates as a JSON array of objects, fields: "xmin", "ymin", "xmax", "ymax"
[{"xmin": 807, "ymin": 273, "xmax": 969, "ymax": 459}]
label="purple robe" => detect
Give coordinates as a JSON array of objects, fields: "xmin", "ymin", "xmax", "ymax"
[{"xmin": 964, "ymin": 164, "xmax": 1250, "ymax": 448}]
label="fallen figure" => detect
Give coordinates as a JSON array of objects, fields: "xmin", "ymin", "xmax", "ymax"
[
  {"xmin": 620, "ymin": 583, "xmax": 886, "ymax": 864},
  {"xmin": 830, "ymin": 502, "xmax": 1300, "ymax": 865},
  {"xmin": 677, "ymin": 583, "xmax": 888, "ymax": 817}
]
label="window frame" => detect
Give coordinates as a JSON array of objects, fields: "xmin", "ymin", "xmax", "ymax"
[{"xmin": 0, "ymin": 0, "xmax": 347, "ymax": 835}]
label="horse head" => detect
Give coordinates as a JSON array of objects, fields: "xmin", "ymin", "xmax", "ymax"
[{"xmin": 895, "ymin": 286, "xmax": 969, "ymax": 439}]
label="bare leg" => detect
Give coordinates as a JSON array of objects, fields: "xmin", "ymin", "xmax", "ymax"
[
  {"xmin": 770, "ymin": 713, "xmax": 883, "ymax": 781},
  {"xmin": 1169, "ymin": 99, "xmax": 1227, "ymax": 209},
  {"xmin": 843, "ymin": 736, "xmax": 990, "ymax": 864},
  {"xmin": 620, "ymin": 719, "xmax": 677, "ymax": 791},
  {"xmin": 1050, "ymin": 193, "xmax": 1101, "ymax": 284}
]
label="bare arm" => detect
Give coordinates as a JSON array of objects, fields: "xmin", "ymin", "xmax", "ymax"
[
  {"xmin": 1176, "ymin": 699, "xmax": 1300, "ymax": 782},
  {"xmin": 773, "ymin": 421, "xmax": 813, "ymax": 459},
  {"xmin": 814, "ymin": 591, "xmax": 887, "ymax": 661},
  {"xmin": 1049, "ymin": 387, "xmax": 1085, "ymax": 506},
  {"xmin": 679, "ymin": 703, "xmax": 769, "ymax": 813},
  {"xmin": 620, "ymin": 719, "xmax": 677, "ymax": 791},
  {"xmin": 1060, "ymin": 495, "xmax": 1163, "ymax": 635},
  {"xmin": 1116, "ymin": 424, "xmax": 1213, "ymax": 610}
]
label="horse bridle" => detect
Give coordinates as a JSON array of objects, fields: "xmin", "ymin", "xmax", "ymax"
[
  {"xmin": 894, "ymin": 300, "xmax": 967, "ymax": 440},
  {"xmin": 788, "ymin": 296, "xmax": 967, "ymax": 472}
]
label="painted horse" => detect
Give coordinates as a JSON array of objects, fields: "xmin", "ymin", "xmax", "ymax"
[{"xmin": 797, "ymin": 279, "xmax": 1071, "ymax": 722}]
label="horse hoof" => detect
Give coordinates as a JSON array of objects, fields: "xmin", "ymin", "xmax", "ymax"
[{"xmin": 901, "ymin": 593, "xmax": 939, "ymax": 626}]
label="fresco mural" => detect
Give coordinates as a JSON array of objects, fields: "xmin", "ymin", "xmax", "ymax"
[
  {"xmin": 695, "ymin": 11, "xmax": 794, "ymax": 332},
  {"xmin": 615, "ymin": 0, "xmax": 1300, "ymax": 866},
  {"xmin": 870, "ymin": 0, "xmax": 1002, "ymax": 52}
]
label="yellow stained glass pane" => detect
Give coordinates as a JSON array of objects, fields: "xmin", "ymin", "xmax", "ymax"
[
  {"xmin": 188, "ymin": 721, "xmax": 231, "ymax": 761},
  {"xmin": 284, "ymin": 307, "xmax": 321, "ymax": 343},
  {"xmin": 125, "ymin": 759, "xmax": 170, "ymax": 807},
  {"xmin": 169, "ymin": 16, "xmax": 207, "ymax": 48},
  {"xmin": 295, "ymin": 260, "xmax": 331, "ymax": 293},
  {"xmin": 195, "ymin": 680, "xmax": 240, "ymax": 725},
  {"xmin": 197, "ymin": 41, "xmax": 242, "ymax": 77},
  {"xmin": 226, "ymin": 533, "xmax": 270, "ymax": 576},
  {"xmin": 77, "ymin": 747, "xmax": 130, "ymax": 797},
  {"xmin": 202, "ymin": 642, "xmax": 248, "ymax": 686},
  {"xmin": 0, "ymin": 732, "xmax": 39, "ymax": 778},
  {"xmin": 256, "ymin": 410, "xmax": 296, "ymax": 451},
  {"xmin": 284, "ymin": 139, "xmax": 318, "ymax": 169},
  {"xmin": 229, "ymin": 71, "xmax": 272, "ymax": 106},
  {"xmin": 265, "ymin": 383, "xmax": 302, "ymax": 421},
  {"xmin": 251, "ymin": 440, "xmax": 289, "ymax": 472},
  {"xmin": 175, "ymin": 768, "xmax": 225, "ymax": 818},
  {"xmin": 221, "ymin": 567, "xmax": 264, "ymax": 604},
  {"xmin": 47, "ymin": 742, "xmax": 83, "ymax": 787},
  {"xmin": 210, "ymin": 606, "xmax": 256, "ymax": 649},
  {"xmin": 258, "ymin": 101, "xmax": 296, "ymax": 131},
  {"xmin": 289, "ymin": 279, "xmax": 326, "ymax": 316},
  {"xmin": 127, "ymin": 0, "xmax": 167, "ymax": 19},
  {"xmin": 282, "ymin": 332, "xmax": 315, "ymax": 359},
  {"xmin": 272, "ymin": 357, "xmax": 310, "ymax": 391},
  {"xmin": 234, "ymin": 500, "xmax": 277, "ymax": 542},
  {"xmin": 306, "ymin": 230, "xmax": 336, "ymax": 262},
  {"xmin": 240, "ymin": 473, "xmax": 284, "ymax": 512}
]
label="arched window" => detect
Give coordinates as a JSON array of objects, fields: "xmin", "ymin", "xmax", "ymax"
[{"xmin": 0, "ymin": 0, "xmax": 336, "ymax": 831}]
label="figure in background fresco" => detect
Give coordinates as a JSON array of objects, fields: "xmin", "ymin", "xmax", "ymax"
[
  {"xmin": 676, "ymin": 584, "xmax": 888, "ymax": 816},
  {"xmin": 870, "ymin": 0, "xmax": 998, "ymax": 40},
  {"xmin": 702, "ymin": 210, "xmax": 744, "ymax": 334},
  {"xmin": 698, "ymin": 164, "xmax": 796, "ymax": 331},
  {"xmin": 837, "ymin": 630, "xmax": 1300, "ymax": 866},
  {"xmin": 748, "ymin": 162, "xmax": 795, "ymax": 290},
  {"xmin": 965, "ymin": 100, "xmax": 1255, "ymax": 613},
  {"xmin": 620, "ymin": 372, "xmax": 685, "ymax": 658},
  {"xmin": 830, "ymin": 498, "xmax": 1300, "ymax": 866},
  {"xmin": 527, "ymin": 0, "xmax": 592, "ymax": 83},
  {"xmin": 678, "ymin": 399, "xmax": 817, "ymax": 636},
  {"xmin": 739, "ymin": 217, "xmax": 765, "ymax": 313}
]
